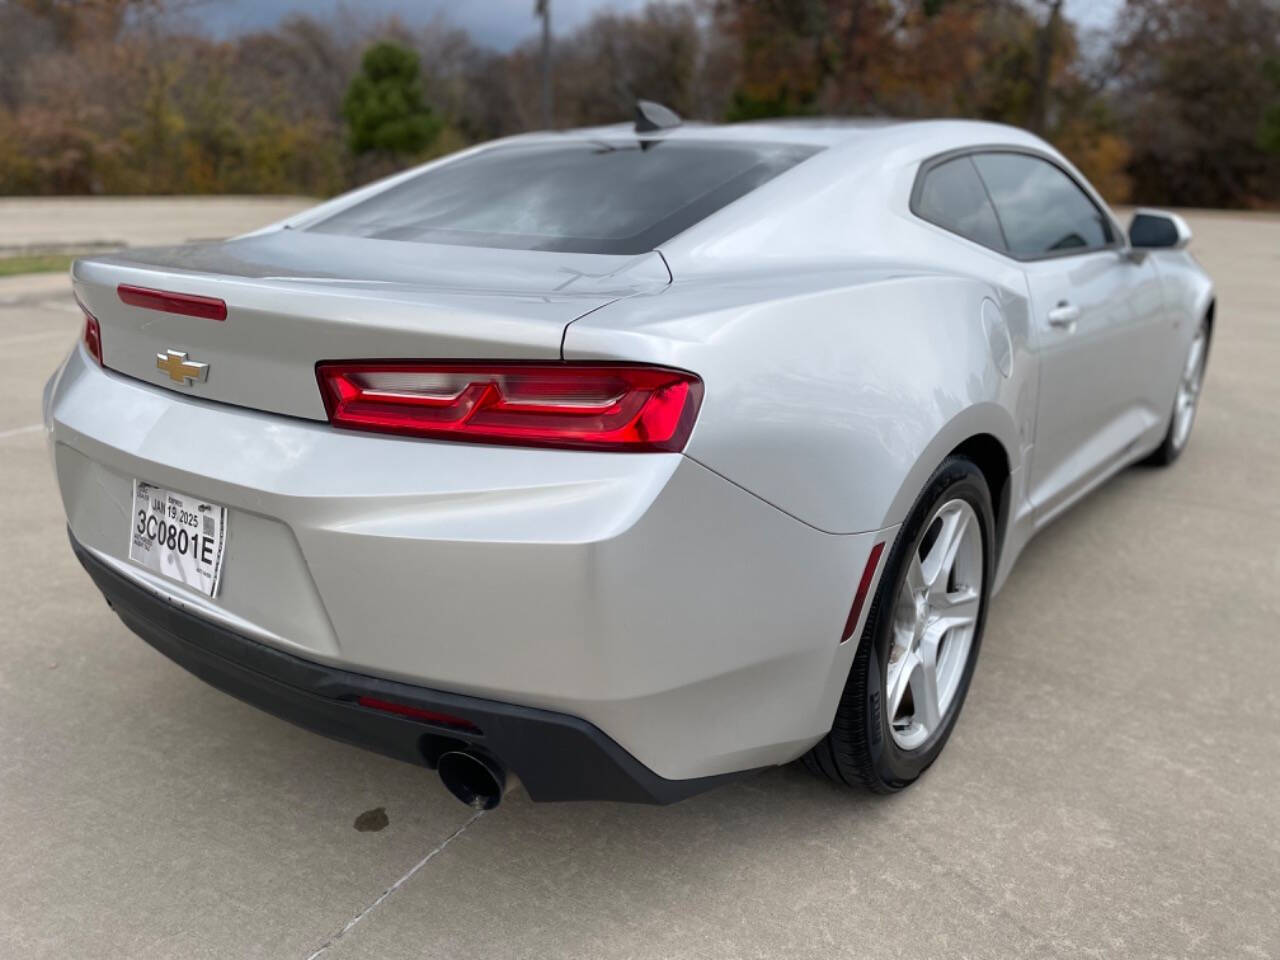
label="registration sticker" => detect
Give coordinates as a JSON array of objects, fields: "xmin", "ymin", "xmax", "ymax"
[{"xmin": 128, "ymin": 480, "xmax": 227, "ymax": 597}]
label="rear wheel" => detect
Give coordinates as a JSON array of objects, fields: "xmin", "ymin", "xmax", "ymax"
[
  {"xmin": 1145, "ymin": 318, "xmax": 1210, "ymax": 466},
  {"xmin": 804, "ymin": 456, "xmax": 994, "ymax": 793}
]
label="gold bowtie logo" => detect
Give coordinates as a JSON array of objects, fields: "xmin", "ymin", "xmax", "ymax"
[{"xmin": 156, "ymin": 349, "xmax": 209, "ymax": 386}]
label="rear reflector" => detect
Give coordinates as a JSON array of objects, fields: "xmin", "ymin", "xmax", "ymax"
[
  {"xmin": 79, "ymin": 299, "xmax": 103, "ymax": 366},
  {"xmin": 317, "ymin": 362, "xmax": 703, "ymax": 452},
  {"xmin": 117, "ymin": 284, "xmax": 227, "ymax": 322},
  {"xmin": 842, "ymin": 541, "xmax": 885, "ymax": 643},
  {"xmin": 355, "ymin": 696, "xmax": 481, "ymax": 733}
]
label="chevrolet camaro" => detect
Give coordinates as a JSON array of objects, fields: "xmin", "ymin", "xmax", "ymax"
[{"xmin": 44, "ymin": 107, "xmax": 1214, "ymax": 808}]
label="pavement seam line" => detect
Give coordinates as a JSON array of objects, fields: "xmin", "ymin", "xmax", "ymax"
[
  {"xmin": 0, "ymin": 423, "xmax": 43, "ymax": 441},
  {"xmin": 0, "ymin": 295, "xmax": 76, "ymax": 309},
  {"xmin": 303, "ymin": 809, "xmax": 486, "ymax": 960},
  {"xmin": 0, "ymin": 330, "xmax": 76, "ymax": 347}
]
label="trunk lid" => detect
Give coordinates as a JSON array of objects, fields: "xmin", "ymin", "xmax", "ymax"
[{"xmin": 72, "ymin": 230, "xmax": 669, "ymax": 421}]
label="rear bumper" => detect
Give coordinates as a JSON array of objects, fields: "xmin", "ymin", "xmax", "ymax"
[
  {"xmin": 47, "ymin": 344, "xmax": 891, "ymax": 780},
  {"xmin": 73, "ymin": 532, "xmax": 744, "ymax": 804}
]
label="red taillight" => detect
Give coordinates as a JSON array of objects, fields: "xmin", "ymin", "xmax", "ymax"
[
  {"xmin": 117, "ymin": 284, "xmax": 227, "ymax": 322},
  {"xmin": 356, "ymin": 696, "xmax": 480, "ymax": 733},
  {"xmin": 316, "ymin": 362, "xmax": 703, "ymax": 452},
  {"xmin": 79, "ymin": 300, "xmax": 103, "ymax": 366}
]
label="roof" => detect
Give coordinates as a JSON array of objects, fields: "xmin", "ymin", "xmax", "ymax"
[
  {"xmin": 528, "ymin": 116, "xmax": 1047, "ymax": 155},
  {"xmin": 252, "ymin": 114, "xmax": 1061, "ymax": 268}
]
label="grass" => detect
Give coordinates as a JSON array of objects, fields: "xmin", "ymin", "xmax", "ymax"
[{"xmin": 0, "ymin": 254, "xmax": 75, "ymax": 277}]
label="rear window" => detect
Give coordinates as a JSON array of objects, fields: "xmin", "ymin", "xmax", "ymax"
[
  {"xmin": 913, "ymin": 155, "xmax": 1005, "ymax": 251},
  {"xmin": 307, "ymin": 139, "xmax": 820, "ymax": 255}
]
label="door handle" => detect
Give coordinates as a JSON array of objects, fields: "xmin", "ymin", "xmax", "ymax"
[{"xmin": 1047, "ymin": 302, "xmax": 1081, "ymax": 328}]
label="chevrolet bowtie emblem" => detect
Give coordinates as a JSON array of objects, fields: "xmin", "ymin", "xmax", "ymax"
[{"xmin": 156, "ymin": 349, "xmax": 209, "ymax": 386}]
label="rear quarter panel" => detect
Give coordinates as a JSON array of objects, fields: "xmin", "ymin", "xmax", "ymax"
[{"xmin": 565, "ymin": 267, "xmax": 1037, "ymax": 536}]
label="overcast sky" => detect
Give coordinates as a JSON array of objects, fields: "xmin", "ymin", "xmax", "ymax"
[
  {"xmin": 191, "ymin": 0, "xmax": 657, "ymax": 49},
  {"xmin": 188, "ymin": 0, "xmax": 1121, "ymax": 51}
]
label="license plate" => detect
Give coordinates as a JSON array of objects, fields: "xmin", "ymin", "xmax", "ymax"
[{"xmin": 128, "ymin": 480, "xmax": 228, "ymax": 597}]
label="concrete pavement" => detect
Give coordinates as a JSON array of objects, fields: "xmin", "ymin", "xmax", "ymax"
[{"xmin": 0, "ymin": 210, "xmax": 1277, "ymax": 958}]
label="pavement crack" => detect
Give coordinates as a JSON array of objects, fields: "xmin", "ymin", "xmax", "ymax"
[
  {"xmin": 0, "ymin": 423, "xmax": 44, "ymax": 441},
  {"xmin": 304, "ymin": 809, "xmax": 485, "ymax": 960}
]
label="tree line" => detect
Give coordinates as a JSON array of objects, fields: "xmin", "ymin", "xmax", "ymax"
[{"xmin": 1, "ymin": 0, "xmax": 1277, "ymax": 207}]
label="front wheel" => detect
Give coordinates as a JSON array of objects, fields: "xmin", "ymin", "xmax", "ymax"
[
  {"xmin": 1145, "ymin": 318, "xmax": 1210, "ymax": 466},
  {"xmin": 804, "ymin": 456, "xmax": 994, "ymax": 793}
]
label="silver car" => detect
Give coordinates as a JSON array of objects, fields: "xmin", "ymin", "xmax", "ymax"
[{"xmin": 45, "ymin": 113, "xmax": 1214, "ymax": 808}]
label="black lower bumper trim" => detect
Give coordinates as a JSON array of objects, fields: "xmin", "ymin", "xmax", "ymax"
[{"xmin": 72, "ymin": 533, "xmax": 749, "ymax": 804}]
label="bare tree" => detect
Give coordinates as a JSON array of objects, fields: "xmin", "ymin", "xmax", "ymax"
[
  {"xmin": 535, "ymin": 0, "xmax": 552, "ymax": 128},
  {"xmin": 1030, "ymin": 0, "xmax": 1065, "ymax": 135}
]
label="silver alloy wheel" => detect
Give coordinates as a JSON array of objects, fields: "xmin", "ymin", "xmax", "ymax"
[
  {"xmin": 887, "ymin": 498, "xmax": 984, "ymax": 751},
  {"xmin": 1171, "ymin": 324, "xmax": 1208, "ymax": 452}
]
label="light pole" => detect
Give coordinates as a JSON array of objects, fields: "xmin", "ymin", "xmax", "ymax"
[{"xmin": 535, "ymin": 0, "xmax": 552, "ymax": 129}]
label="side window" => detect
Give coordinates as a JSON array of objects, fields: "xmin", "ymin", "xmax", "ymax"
[
  {"xmin": 913, "ymin": 156, "xmax": 1006, "ymax": 252},
  {"xmin": 972, "ymin": 152, "xmax": 1114, "ymax": 257}
]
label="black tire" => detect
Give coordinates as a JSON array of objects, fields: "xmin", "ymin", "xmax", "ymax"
[
  {"xmin": 1143, "ymin": 317, "xmax": 1211, "ymax": 467},
  {"xmin": 803, "ymin": 455, "xmax": 995, "ymax": 793}
]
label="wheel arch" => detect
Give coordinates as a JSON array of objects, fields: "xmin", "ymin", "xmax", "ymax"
[
  {"xmin": 1202, "ymin": 297, "xmax": 1216, "ymax": 367},
  {"xmin": 882, "ymin": 404, "xmax": 1018, "ymax": 561},
  {"xmin": 948, "ymin": 433, "xmax": 1012, "ymax": 568},
  {"xmin": 1186, "ymin": 267, "xmax": 1216, "ymax": 342}
]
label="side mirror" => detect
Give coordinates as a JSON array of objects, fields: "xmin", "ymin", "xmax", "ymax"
[{"xmin": 1128, "ymin": 209, "xmax": 1192, "ymax": 250}]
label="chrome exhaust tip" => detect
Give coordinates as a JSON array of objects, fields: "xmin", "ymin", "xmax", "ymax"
[{"xmin": 437, "ymin": 750, "xmax": 507, "ymax": 810}]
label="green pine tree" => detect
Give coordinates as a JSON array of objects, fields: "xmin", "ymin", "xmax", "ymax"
[{"xmin": 343, "ymin": 42, "xmax": 441, "ymax": 156}]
